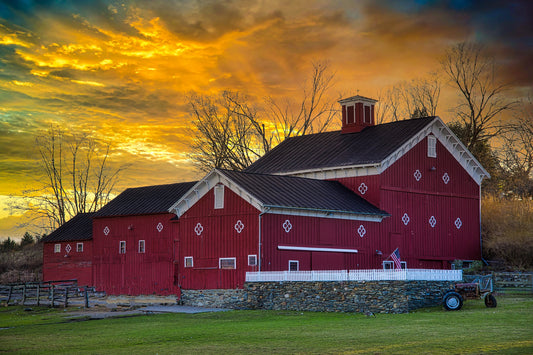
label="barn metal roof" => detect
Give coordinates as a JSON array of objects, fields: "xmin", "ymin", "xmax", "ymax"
[
  {"xmin": 245, "ymin": 117, "xmax": 435, "ymax": 174},
  {"xmin": 95, "ymin": 181, "xmax": 197, "ymax": 217},
  {"xmin": 170, "ymin": 169, "xmax": 389, "ymax": 221},
  {"xmin": 41, "ymin": 212, "xmax": 95, "ymax": 242},
  {"xmin": 219, "ymin": 169, "xmax": 388, "ymax": 216}
]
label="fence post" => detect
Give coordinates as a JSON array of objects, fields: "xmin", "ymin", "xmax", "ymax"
[
  {"xmin": 22, "ymin": 284, "xmax": 27, "ymax": 305},
  {"xmin": 64, "ymin": 286, "xmax": 69, "ymax": 308},
  {"xmin": 36, "ymin": 284, "xmax": 40, "ymax": 306},
  {"xmin": 50, "ymin": 285, "xmax": 55, "ymax": 308},
  {"xmin": 7, "ymin": 285, "xmax": 13, "ymax": 305},
  {"xmin": 84, "ymin": 288, "xmax": 89, "ymax": 308}
]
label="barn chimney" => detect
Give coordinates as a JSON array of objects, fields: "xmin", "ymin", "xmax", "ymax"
[{"xmin": 339, "ymin": 95, "xmax": 378, "ymax": 133}]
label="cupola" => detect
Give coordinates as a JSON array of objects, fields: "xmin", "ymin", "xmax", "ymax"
[{"xmin": 338, "ymin": 95, "xmax": 377, "ymax": 133}]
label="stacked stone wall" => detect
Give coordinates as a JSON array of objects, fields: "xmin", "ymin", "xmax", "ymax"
[{"xmin": 180, "ymin": 280, "xmax": 455, "ymax": 313}]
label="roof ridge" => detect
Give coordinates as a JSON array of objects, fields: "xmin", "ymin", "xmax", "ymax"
[{"xmin": 219, "ymin": 168, "xmax": 343, "ymax": 184}]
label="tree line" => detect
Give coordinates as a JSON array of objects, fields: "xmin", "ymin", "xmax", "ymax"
[{"xmin": 0, "ymin": 232, "xmax": 43, "ymax": 284}]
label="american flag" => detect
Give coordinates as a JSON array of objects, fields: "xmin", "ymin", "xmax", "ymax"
[{"xmin": 390, "ymin": 248, "xmax": 402, "ymax": 269}]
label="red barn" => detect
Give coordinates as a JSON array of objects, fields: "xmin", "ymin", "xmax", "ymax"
[
  {"xmin": 243, "ymin": 95, "xmax": 489, "ymax": 270},
  {"xmin": 43, "ymin": 94, "xmax": 489, "ymax": 294},
  {"xmin": 91, "ymin": 182, "xmax": 195, "ymax": 295},
  {"xmin": 171, "ymin": 169, "xmax": 388, "ymax": 289},
  {"xmin": 41, "ymin": 213, "xmax": 94, "ymax": 285}
]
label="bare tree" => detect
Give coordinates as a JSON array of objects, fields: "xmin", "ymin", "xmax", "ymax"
[
  {"xmin": 375, "ymin": 73, "xmax": 441, "ymax": 123},
  {"xmin": 188, "ymin": 91, "xmax": 266, "ymax": 172},
  {"xmin": 188, "ymin": 61, "xmax": 340, "ymax": 171},
  {"xmin": 266, "ymin": 60, "xmax": 339, "ymax": 144},
  {"xmin": 12, "ymin": 126, "xmax": 126, "ymax": 231},
  {"xmin": 441, "ymin": 42, "xmax": 517, "ymax": 149},
  {"xmin": 499, "ymin": 97, "xmax": 533, "ymax": 197}
]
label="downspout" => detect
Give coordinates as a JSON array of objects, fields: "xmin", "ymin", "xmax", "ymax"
[{"xmin": 258, "ymin": 207, "xmax": 271, "ymax": 272}]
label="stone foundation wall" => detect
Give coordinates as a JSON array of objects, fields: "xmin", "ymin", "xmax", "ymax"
[
  {"xmin": 180, "ymin": 280, "xmax": 455, "ymax": 313},
  {"xmin": 180, "ymin": 289, "xmax": 246, "ymax": 308}
]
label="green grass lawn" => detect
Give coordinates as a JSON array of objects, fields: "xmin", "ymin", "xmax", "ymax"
[{"xmin": 1, "ymin": 296, "xmax": 532, "ymax": 354}]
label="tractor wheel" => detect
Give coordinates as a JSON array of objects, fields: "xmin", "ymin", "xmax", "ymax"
[
  {"xmin": 443, "ymin": 291, "xmax": 463, "ymax": 311},
  {"xmin": 485, "ymin": 294, "xmax": 497, "ymax": 308}
]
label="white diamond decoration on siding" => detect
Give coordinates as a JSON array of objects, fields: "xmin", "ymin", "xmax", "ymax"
[
  {"xmin": 283, "ymin": 220, "xmax": 292, "ymax": 233},
  {"xmin": 156, "ymin": 222, "xmax": 164, "ymax": 232},
  {"xmin": 414, "ymin": 169, "xmax": 422, "ymax": 181},
  {"xmin": 194, "ymin": 223, "xmax": 204, "ymax": 236},
  {"xmin": 442, "ymin": 173, "xmax": 450, "ymax": 184},
  {"xmin": 429, "ymin": 216, "xmax": 437, "ymax": 228},
  {"xmin": 234, "ymin": 220, "xmax": 245, "ymax": 234},
  {"xmin": 103, "ymin": 226, "xmax": 110, "ymax": 236},
  {"xmin": 402, "ymin": 213, "xmax": 410, "ymax": 226},
  {"xmin": 65, "ymin": 244, "xmax": 71, "ymax": 254},
  {"xmin": 358, "ymin": 183, "xmax": 368, "ymax": 195},
  {"xmin": 357, "ymin": 225, "xmax": 366, "ymax": 238},
  {"xmin": 455, "ymin": 218, "xmax": 462, "ymax": 229}
]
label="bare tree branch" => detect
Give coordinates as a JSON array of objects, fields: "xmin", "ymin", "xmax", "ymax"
[
  {"xmin": 188, "ymin": 60, "xmax": 340, "ymax": 172},
  {"xmin": 266, "ymin": 60, "xmax": 339, "ymax": 144},
  {"xmin": 376, "ymin": 73, "xmax": 441, "ymax": 122},
  {"xmin": 10, "ymin": 126, "xmax": 126, "ymax": 232},
  {"xmin": 441, "ymin": 42, "xmax": 517, "ymax": 149}
]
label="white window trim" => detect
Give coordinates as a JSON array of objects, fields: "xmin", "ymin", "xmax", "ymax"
[
  {"xmin": 214, "ymin": 185, "xmax": 224, "ymax": 209},
  {"xmin": 219, "ymin": 257, "xmax": 236, "ymax": 269},
  {"xmin": 382, "ymin": 260, "xmax": 407, "ymax": 270},
  {"xmin": 184, "ymin": 256, "xmax": 193, "ymax": 268},
  {"xmin": 119, "ymin": 241, "xmax": 126, "ymax": 254},
  {"xmin": 289, "ymin": 260, "xmax": 299, "ymax": 272},
  {"xmin": 54, "ymin": 244, "xmax": 61, "ymax": 253},
  {"xmin": 248, "ymin": 254, "xmax": 257, "ymax": 266},
  {"xmin": 138, "ymin": 240, "xmax": 145, "ymax": 253},
  {"xmin": 76, "ymin": 243, "xmax": 83, "ymax": 253},
  {"xmin": 428, "ymin": 136, "xmax": 437, "ymax": 158}
]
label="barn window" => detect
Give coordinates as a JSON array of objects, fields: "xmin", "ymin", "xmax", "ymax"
[
  {"xmin": 347, "ymin": 105, "xmax": 354, "ymax": 124},
  {"xmin": 214, "ymin": 185, "xmax": 224, "ymax": 209},
  {"xmin": 364, "ymin": 105, "xmax": 371, "ymax": 123},
  {"xmin": 138, "ymin": 240, "xmax": 145, "ymax": 253},
  {"xmin": 219, "ymin": 257, "xmax": 236, "ymax": 269},
  {"xmin": 54, "ymin": 244, "xmax": 61, "ymax": 253},
  {"xmin": 119, "ymin": 241, "xmax": 126, "ymax": 254},
  {"xmin": 383, "ymin": 261, "xmax": 407, "ymax": 269},
  {"xmin": 289, "ymin": 260, "xmax": 299, "ymax": 271},
  {"xmin": 428, "ymin": 136, "xmax": 437, "ymax": 158},
  {"xmin": 248, "ymin": 255, "xmax": 257, "ymax": 266},
  {"xmin": 76, "ymin": 243, "xmax": 83, "ymax": 252},
  {"xmin": 184, "ymin": 256, "xmax": 193, "ymax": 268}
]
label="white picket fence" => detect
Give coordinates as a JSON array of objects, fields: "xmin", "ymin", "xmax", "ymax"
[{"xmin": 246, "ymin": 269, "xmax": 462, "ymax": 282}]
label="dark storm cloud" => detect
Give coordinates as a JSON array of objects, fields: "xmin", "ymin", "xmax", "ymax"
[
  {"xmin": 135, "ymin": 0, "xmax": 248, "ymax": 42},
  {"xmin": 361, "ymin": 0, "xmax": 533, "ymax": 87}
]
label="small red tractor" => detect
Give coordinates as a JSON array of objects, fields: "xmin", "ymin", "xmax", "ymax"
[{"xmin": 443, "ymin": 275, "xmax": 497, "ymax": 311}]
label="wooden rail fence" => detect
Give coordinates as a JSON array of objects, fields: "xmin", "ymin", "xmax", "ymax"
[{"xmin": 0, "ymin": 280, "xmax": 101, "ymax": 308}]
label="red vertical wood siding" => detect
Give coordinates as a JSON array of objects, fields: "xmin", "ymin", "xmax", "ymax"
[
  {"xmin": 92, "ymin": 213, "xmax": 178, "ymax": 295},
  {"xmin": 261, "ymin": 214, "xmax": 384, "ymax": 271},
  {"xmin": 377, "ymin": 136, "xmax": 480, "ymax": 267},
  {"xmin": 333, "ymin": 175, "xmax": 381, "ymax": 208},
  {"xmin": 331, "ymin": 136, "xmax": 481, "ymax": 269},
  {"xmin": 177, "ymin": 186, "xmax": 259, "ymax": 289},
  {"xmin": 43, "ymin": 241, "xmax": 92, "ymax": 285}
]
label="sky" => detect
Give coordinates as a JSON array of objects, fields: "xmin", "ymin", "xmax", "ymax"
[{"xmin": 0, "ymin": 0, "xmax": 532, "ymax": 240}]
